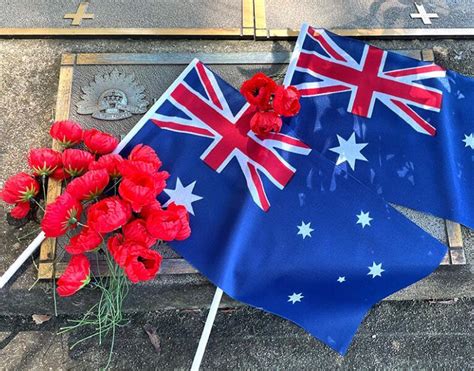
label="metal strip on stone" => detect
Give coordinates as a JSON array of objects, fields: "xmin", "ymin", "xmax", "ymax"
[
  {"xmin": 38, "ymin": 50, "xmax": 466, "ymax": 280},
  {"xmin": 418, "ymin": 50, "xmax": 466, "ymax": 266},
  {"xmin": 255, "ymin": 0, "xmax": 474, "ymax": 38},
  {"xmin": 38, "ymin": 54, "xmax": 75, "ymax": 280},
  {"xmin": 0, "ymin": 0, "xmax": 254, "ymax": 38}
]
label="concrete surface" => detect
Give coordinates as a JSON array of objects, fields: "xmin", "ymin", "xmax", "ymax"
[
  {"xmin": 0, "ymin": 0, "xmax": 242, "ymax": 28},
  {"xmin": 1, "ymin": 0, "xmax": 473, "ymax": 30},
  {"xmin": 0, "ymin": 38, "xmax": 474, "ymax": 317},
  {"xmin": 0, "ymin": 299, "xmax": 472, "ymax": 369},
  {"xmin": 265, "ymin": 0, "xmax": 474, "ymax": 29}
]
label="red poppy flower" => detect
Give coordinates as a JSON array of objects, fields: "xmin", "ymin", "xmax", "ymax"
[
  {"xmin": 65, "ymin": 169, "xmax": 110, "ymax": 201},
  {"xmin": 153, "ymin": 171, "xmax": 169, "ymax": 194},
  {"xmin": 107, "ymin": 233, "xmax": 130, "ymax": 267},
  {"xmin": 250, "ymin": 111, "xmax": 282, "ymax": 136},
  {"xmin": 41, "ymin": 193, "xmax": 82, "ymax": 237},
  {"xmin": 83, "ymin": 129, "xmax": 119, "ymax": 155},
  {"xmin": 89, "ymin": 153, "xmax": 123, "ymax": 178},
  {"xmin": 0, "ymin": 172, "xmax": 39, "ymax": 204},
  {"xmin": 50, "ymin": 167, "xmax": 71, "ymax": 181},
  {"xmin": 118, "ymin": 163, "xmax": 169, "ymax": 213},
  {"xmin": 273, "ymin": 85, "xmax": 301, "ymax": 117},
  {"xmin": 128, "ymin": 144, "xmax": 162, "ymax": 171},
  {"xmin": 28, "ymin": 148, "xmax": 62, "ymax": 176},
  {"xmin": 123, "ymin": 219, "xmax": 157, "ymax": 248},
  {"xmin": 62, "ymin": 149, "xmax": 94, "ymax": 177},
  {"xmin": 123, "ymin": 246, "xmax": 162, "ymax": 283},
  {"xmin": 65, "ymin": 226, "xmax": 103, "ymax": 255},
  {"xmin": 10, "ymin": 202, "xmax": 31, "ymax": 219},
  {"xmin": 119, "ymin": 159, "xmax": 155, "ymax": 176},
  {"xmin": 118, "ymin": 174, "xmax": 157, "ymax": 213},
  {"xmin": 50, "ymin": 120, "xmax": 83, "ymax": 148},
  {"xmin": 140, "ymin": 199, "xmax": 162, "ymax": 220},
  {"xmin": 145, "ymin": 202, "xmax": 191, "ymax": 241},
  {"xmin": 87, "ymin": 196, "xmax": 131, "ymax": 234},
  {"xmin": 240, "ymin": 72, "xmax": 277, "ymax": 110},
  {"xmin": 57, "ymin": 254, "xmax": 91, "ymax": 297}
]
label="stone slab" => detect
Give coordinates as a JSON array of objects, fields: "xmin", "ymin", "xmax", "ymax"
[
  {"xmin": 0, "ymin": 39, "xmax": 473, "ymax": 316},
  {"xmin": 0, "ymin": 0, "xmax": 250, "ymax": 36},
  {"xmin": 0, "ymin": 299, "xmax": 472, "ymax": 369},
  {"xmin": 260, "ymin": 0, "xmax": 474, "ymax": 37},
  {"xmin": 2, "ymin": 0, "xmax": 474, "ymax": 38}
]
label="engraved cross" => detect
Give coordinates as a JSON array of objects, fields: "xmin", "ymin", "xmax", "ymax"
[
  {"xmin": 410, "ymin": 3, "xmax": 439, "ymax": 25},
  {"xmin": 64, "ymin": 2, "xmax": 95, "ymax": 26}
]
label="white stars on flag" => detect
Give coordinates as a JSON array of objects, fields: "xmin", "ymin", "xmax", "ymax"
[
  {"xmin": 297, "ymin": 221, "xmax": 314, "ymax": 239},
  {"xmin": 368, "ymin": 262, "xmax": 385, "ymax": 278},
  {"xmin": 163, "ymin": 177, "xmax": 203, "ymax": 216},
  {"xmin": 337, "ymin": 276, "xmax": 346, "ymax": 283},
  {"xmin": 329, "ymin": 133, "xmax": 368, "ymax": 171},
  {"xmin": 288, "ymin": 292, "xmax": 304, "ymax": 304},
  {"xmin": 356, "ymin": 211, "xmax": 373, "ymax": 228},
  {"xmin": 462, "ymin": 133, "xmax": 474, "ymax": 149}
]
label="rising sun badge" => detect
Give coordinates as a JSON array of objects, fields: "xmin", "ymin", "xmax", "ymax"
[{"xmin": 76, "ymin": 69, "xmax": 149, "ymax": 121}]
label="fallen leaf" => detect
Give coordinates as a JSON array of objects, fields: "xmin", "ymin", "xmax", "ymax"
[
  {"xmin": 143, "ymin": 324, "xmax": 161, "ymax": 354},
  {"xmin": 429, "ymin": 298, "xmax": 459, "ymax": 304},
  {"xmin": 32, "ymin": 314, "xmax": 51, "ymax": 325}
]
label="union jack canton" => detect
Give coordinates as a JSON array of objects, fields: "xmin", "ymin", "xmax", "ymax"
[
  {"xmin": 290, "ymin": 26, "xmax": 446, "ymax": 136},
  {"xmin": 147, "ymin": 60, "xmax": 311, "ymax": 211}
]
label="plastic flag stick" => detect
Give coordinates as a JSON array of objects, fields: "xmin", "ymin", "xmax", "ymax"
[
  {"xmin": 0, "ymin": 231, "xmax": 46, "ymax": 288},
  {"xmin": 191, "ymin": 287, "xmax": 223, "ymax": 371}
]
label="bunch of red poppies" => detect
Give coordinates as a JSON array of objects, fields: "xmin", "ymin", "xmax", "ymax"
[
  {"xmin": 240, "ymin": 72, "xmax": 301, "ymax": 136},
  {"xmin": 0, "ymin": 120, "xmax": 190, "ymax": 296}
]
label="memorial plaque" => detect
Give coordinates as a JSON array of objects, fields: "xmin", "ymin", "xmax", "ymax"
[
  {"xmin": 38, "ymin": 50, "xmax": 466, "ymax": 281},
  {"xmin": 256, "ymin": 0, "xmax": 474, "ymax": 38},
  {"xmin": 0, "ymin": 0, "xmax": 254, "ymax": 37}
]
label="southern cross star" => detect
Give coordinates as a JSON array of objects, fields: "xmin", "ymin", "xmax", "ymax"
[
  {"xmin": 368, "ymin": 262, "xmax": 385, "ymax": 278},
  {"xmin": 462, "ymin": 133, "xmax": 474, "ymax": 149},
  {"xmin": 329, "ymin": 132, "xmax": 368, "ymax": 171},
  {"xmin": 356, "ymin": 211, "xmax": 373, "ymax": 228},
  {"xmin": 337, "ymin": 276, "xmax": 346, "ymax": 283},
  {"xmin": 163, "ymin": 177, "xmax": 203, "ymax": 216},
  {"xmin": 288, "ymin": 292, "xmax": 304, "ymax": 304},
  {"xmin": 297, "ymin": 221, "xmax": 314, "ymax": 239}
]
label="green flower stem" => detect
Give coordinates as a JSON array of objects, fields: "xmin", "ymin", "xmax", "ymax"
[
  {"xmin": 30, "ymin": 198, "xmax": 45, "ymax": 213},
  {"xmin": 59, "ymin": 244, "xmax": 130, "ymax": 369},
  {"xmin": 103, "ymin": 178, "xmax": 122, "ymax": 195},
  {"xmin": 41, "ymin": 175, "xmax": 47, "ymax": 203},
  {"xmin": 17, "ymin": 227, "xmax": 42, "ymax": 242},
  {"xmin": 52, "ymin": 275, "xmax": 58, "ymax": 317}
]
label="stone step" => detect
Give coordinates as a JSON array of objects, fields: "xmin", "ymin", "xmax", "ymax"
[
  {"xmin": 0, "ymin": 299, "xmax": 472, "ymax": 369},
  {"xmin": 0, "ymin": 0, "xmax": 473, "ymax": 38},
  {"xmin": 257, "ymin": 0, "xmax": 474, "ymax": 38},
  {"xmin": 0, "ymin": 0, "xmax": 254, "ymax": 37}
]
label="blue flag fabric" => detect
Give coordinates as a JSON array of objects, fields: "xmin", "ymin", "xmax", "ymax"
[
  {"xmin": 284, "ymin": 24, "xmax": 474, "ymax": 229},
  {"xmin": 117, "ymin": 60, "xmax": 446, "ymax": 354}
]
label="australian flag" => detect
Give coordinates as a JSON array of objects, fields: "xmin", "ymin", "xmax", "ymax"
[
  {"xmin": 284, "ymin": 24, "xmax": 474, "ymax": 229},
  {"xmin": 116, "ymin": 59, "xmax": 447, "ymax": 354}
]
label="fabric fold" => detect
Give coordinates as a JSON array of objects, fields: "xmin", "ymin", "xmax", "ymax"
[{"xmin": 117, "ymin": 59, "xmax": 446, "ymax": 354}]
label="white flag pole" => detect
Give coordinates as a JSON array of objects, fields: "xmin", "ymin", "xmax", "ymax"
[
  {"xmin": 191, "ymin": 287, "xmax": 223, "ymax": 371},
  {"xmin": 0, "ymin": 231, "xmax": 46, "ymax": 289}
]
